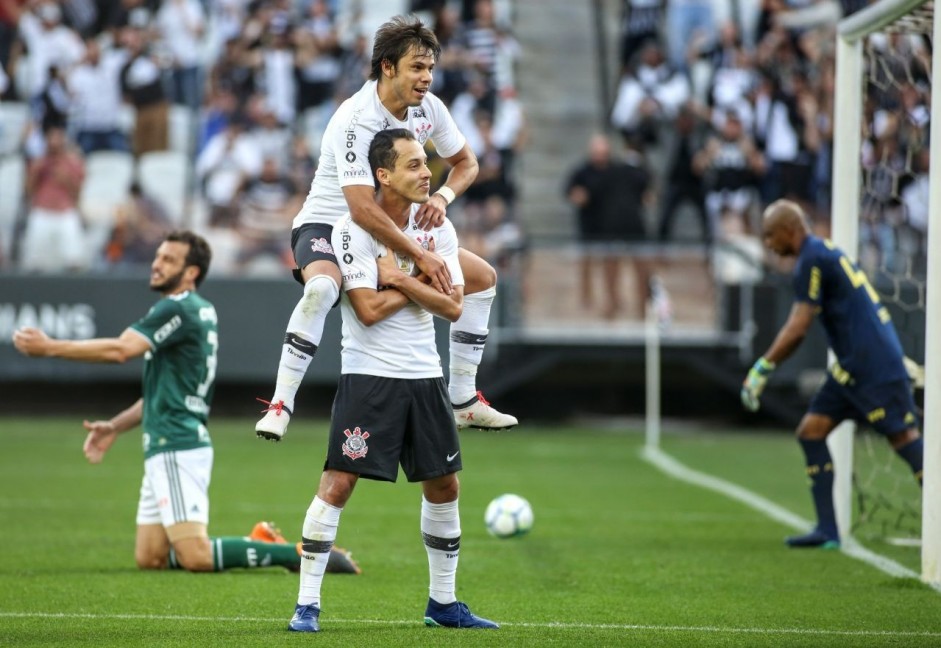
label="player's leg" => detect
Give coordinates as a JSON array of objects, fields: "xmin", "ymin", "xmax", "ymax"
[
  {"xmin": 869, "ymin": 379, "xmax": 924, "ymax": 487},
  {"xmin": 451, "ymin": 248, "xmax": 517, "ymax": 431},
  {"xmin": 291, "ymin": 374, "xmax": 403, "ymax": 632},
  {"xmin": 257, "ymin": 224, "xmax": 342, "ymax": 441},
  {"xmin": 406, "ymin": 378, "xmax": 497, "ymax": 629},
  {"xmin": 787, "ymin": 412, "xmax": 842, "ymax": 548},
  {"xmin": 786, "ymin": 377, "xmax": 852, "ymax": 548}
]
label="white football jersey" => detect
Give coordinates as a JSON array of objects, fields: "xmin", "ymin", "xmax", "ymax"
[
  {"xmin": 331, "ymin": 206, "xmax": 465, "ymax": 379},
  {"xmin": 294, "ymin": 80, "xmax": 466, "ymax": 229}
]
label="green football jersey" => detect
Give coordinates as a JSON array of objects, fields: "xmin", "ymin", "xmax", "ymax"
[{"xmin": 130, "ymin": 291, "xmax": 218, "ymax": 459}]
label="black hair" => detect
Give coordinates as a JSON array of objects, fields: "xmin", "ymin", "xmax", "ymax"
[{"xmin": 368, "ymin": 128, "xmax": 417, "ymax": 189}]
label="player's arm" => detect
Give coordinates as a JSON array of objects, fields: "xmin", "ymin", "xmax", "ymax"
[
  {"xmin": 377, "ymin": 250, "xmax": 464, "ymax": 322},
  {"xmin": 414, "ymin": 142, "xmax": 479, "ymax": 230},
  {"xmin": 82, "ymin": 398, "xmax": 143, "ymax": 464},
  {"xmin": 345, "ymin": 282, "xmax": 412, "ymax": 326},
  {"xmin": 12, "ymin": 327, "xmax": 151, "ymax": 363},
  {"xmin": 741, "ymin": 302, "xmax": 815, "ymax": 411},
  {"xmin": 344, "ymin": 184, "xmax": 453, "ymax": 294}
]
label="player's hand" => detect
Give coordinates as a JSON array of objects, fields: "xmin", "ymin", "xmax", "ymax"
[
  {"xmin": 12, "ymin": 327, "xmax": 51, "ymax": 357},
  {"xmin": 82, "ymin": 420, "xmax": 118, "ymax": 464},
  {"xmin": 414, "ymin": 194, "xmax": 448, "ymax": 230},
  {"xmin": 415, "ymin": 248, "xmax": 452, "ymax": 295},
  {"xmin": 376, "ymin": 247, "xmax": 401, "ymax": 289},
  {"xmin": 741, "ymin": 357, "xmax": 776, "ymax": 412}
]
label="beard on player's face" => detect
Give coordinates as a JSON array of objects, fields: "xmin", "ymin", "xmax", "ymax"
[{"xmin": 151, "ymin": 267, "xmax": 185, "ymax": 293}]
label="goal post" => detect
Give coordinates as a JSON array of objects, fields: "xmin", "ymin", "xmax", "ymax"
[{"xmin": 832, "ymin": 0, "xmax": 940, "ymax": 585}]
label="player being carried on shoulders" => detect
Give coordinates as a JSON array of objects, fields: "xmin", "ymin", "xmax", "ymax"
[{"xmin": 256, "ymin": 15, "xmax": 516, "ymax": 441}]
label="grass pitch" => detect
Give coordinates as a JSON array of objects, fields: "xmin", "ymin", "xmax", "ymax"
[{"xmin": 0, "ymin": 416, "xmax": 938, "ymax": 647}]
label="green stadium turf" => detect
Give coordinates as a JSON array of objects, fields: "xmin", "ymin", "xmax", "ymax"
[{"xmin": 1, "ymin": 417, "xmax": 939, "ymax": 647}]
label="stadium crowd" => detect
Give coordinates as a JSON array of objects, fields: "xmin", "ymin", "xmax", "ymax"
[
  {"xmin": 0, "ymin": 0, "xmax": 929, "ymax": 295},
  {"xmin": 602, "ymin": 0, "xmax": 929, "ymax": 284},
  {"xmin": 0, "ymin": 0, "xmax": 525, "ymax": 275}
]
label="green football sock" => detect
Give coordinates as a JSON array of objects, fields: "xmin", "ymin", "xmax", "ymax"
[{"xmin": 210, "ymin": 537, "xmax": 300, "ymax": 571}]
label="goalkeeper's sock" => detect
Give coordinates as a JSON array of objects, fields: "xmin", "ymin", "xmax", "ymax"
[
  {"xmin": 209, "ymin": 537, "xmax": 300, "ymax": 571},
  {"xmin": 895, "ymin": 437, "xmax": 924, "ymax": 487},
  {"xmin": 798, "ymin": 438, "xmax": 839, "ymax": 539}
]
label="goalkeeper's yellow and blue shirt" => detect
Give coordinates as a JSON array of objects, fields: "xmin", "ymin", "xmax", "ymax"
[
  {"xmin": 129, "ymin": 291, "xmax": 218, "ymax": 459},
  {"xmin": 792, "ymin": 235, "xmax": 907, "ymax": 388}
]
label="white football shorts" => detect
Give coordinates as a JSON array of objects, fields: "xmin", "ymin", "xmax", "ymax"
[{"xmin": 136, "ymin": 447, "xmax": 213, "ymax": 527}]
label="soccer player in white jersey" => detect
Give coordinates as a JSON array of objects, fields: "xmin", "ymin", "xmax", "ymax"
[
  {"xmin": 255, "ymin": 15, "xmax": 516, "ymax": 441},
  {"xmin": 287, "ymin": 129, "xmax": 498, "ymax": 632}
]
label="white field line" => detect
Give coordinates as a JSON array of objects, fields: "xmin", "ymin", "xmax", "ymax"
[
  {"xmin": 641, "ymin": 445, "xmax": 941, "ymax": 594},
  {"xmin": 0, "ymin": 611, "xmax": 940, "ymax": 638}
]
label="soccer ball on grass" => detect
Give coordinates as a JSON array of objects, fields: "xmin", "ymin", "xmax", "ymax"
[{"xmin": 484, "ymin": 493, "xmax": 534, "ymax": 538}]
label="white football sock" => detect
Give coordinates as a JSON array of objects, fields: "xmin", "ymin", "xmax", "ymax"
[
  {"xmin": 421, "ymin": 496, "xmax": 460, "ymax": 605},
  {"xmin": 271, "ymin": 275, "xmax": 338, "ymax": 412},
  {"xmin": 297, "ymin": 496, "xmax": 343, "ymax": 607},
  {"xmin": 449, "ymin": 286, "xmax": 495, "ymax": 404}
]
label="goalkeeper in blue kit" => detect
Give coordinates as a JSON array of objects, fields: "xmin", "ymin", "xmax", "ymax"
[{"xmin": 740, "ymin": 200, "xmax": 923, "ymax": 548}]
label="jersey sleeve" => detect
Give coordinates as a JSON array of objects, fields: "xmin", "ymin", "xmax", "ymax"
[
  {"xmin": 333, "ymin": 215, "xmax": 379, "ymax": 291},
  {"xmin": 130, "ymin": 298, "xmax": 185, "ymax": 349},
  {"xmin": 792, "ymin": 255, "xmax": 822, "ymax": 307},
  {"xmin": 427, "ymin": 95, "xmax": 466, "ymax": 159},
  {"xmin": 434, "ymin": 220, "xmax": 465, "ymax": 288},
  {"xmin": 331, "ymin": 109, "xmax": 375, "ymax": 190}
]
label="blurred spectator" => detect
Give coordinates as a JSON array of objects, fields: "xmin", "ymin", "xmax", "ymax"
[
  {"xmin": 429, "ymin": 3, "xmax": 468, "ymax": 105},
  {"xmin": 332, "ymin": 29, "xmax": 369, "ymax": 102},
  {"xmin": 693, "ymin": 109, "xmax": 765, "ymax": 239},
  {"xmin": 489, "ymin": 85, "xmax": 527, "ymax": 208},
  {"xmin": 14, "ymin": 1, "xmax": 85, "ymax": 104},
  {"xmin": 103, "ymin": 181, "xmax": 173, "ymax": 266},
  {"xmin": 210, "ymin": 36, "xmax": 256, "ymax": 108},
  {"xmin": 285, "ymin": 133, "xmax": 316, "ymax": 191},
  {"xmin": 247, "ymin": 98, "xmax": 292, "ymax": 166},
  {"xmin": 458, "ymin": 0, "xmax": 519, "ymax": 95},
  {"xmin": 293, "ymin": 0, "xmax": 340, "ymax": 114},
  {"xmin": 0, "ymin": 0, "xmax": 26, "ymax": 74},
  {"xmin": 657, "ymin": 104, "xmax": 708, "ymax": 244},
  {"xmin": 67, "ymin": 37, "xmax": 130, "ymax": 155},
  {"xmin": 155, "ymin": 0, "xmax": 206, "ymax": 111},
  {"xmin": 19, "ymin": 122, "xmax": 86, "ymax": 272},
  {"xmin": 254, "ymin": 19, "xmax": 297, "ymax": 125},
  {"xmin": 618, "ymin": 0, "xmax": 664, "ymax": 72},
  {"xmin": 566, "ymin": 133, "xmax": 652, "ymax": 319},
  {"xmin": 665, "ymin": 0, "xmax": 715, "ymax": 70},
  {"xmin": 232, "ymin": 155, "xmax": 298, "ymax": 274},
  {"xmin": 197, "ymin": 86, "xmax": 238, "ymax": 155},
  {"xmin": 196, "ymin": 116, "xmax": 261, "ymax": 228},
  {"xmin": 610, "ymin": 41, "xmax": 689, "ymax": 146},
  {"xmin": 900, "ymin": 147, "xmax": 929, "ymax": 275},
  {"xmin": 119, "ymin": 25, "xmax": 169, "ymax": 156}
]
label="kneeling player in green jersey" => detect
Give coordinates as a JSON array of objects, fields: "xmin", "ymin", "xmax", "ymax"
[{"xmin": 12, "ymin": 230, "xmax": 359, "ymax": 574}]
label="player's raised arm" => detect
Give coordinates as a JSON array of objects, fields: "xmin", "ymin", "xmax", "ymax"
[{"xmin": 12, "ymin": 327, "xmax": 151, "ymax": 364}]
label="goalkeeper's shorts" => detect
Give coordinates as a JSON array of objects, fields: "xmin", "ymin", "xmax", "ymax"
[{"xmin": 809, "ymin": 376, "xmax": 919, "ymax": 437}]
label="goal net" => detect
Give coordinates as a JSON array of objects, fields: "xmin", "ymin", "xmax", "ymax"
[{"xmin": 833, "ymin": 0, "xmax": 940, "ymax": 584}]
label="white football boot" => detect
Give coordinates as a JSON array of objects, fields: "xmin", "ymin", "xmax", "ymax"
[
  {"xmin": 255, "ymin": 399, "xmax": 292, "ymax": 441},
  {"xmin": 453, "ymin": 392, "xmax": 518, "ymax": 430}
]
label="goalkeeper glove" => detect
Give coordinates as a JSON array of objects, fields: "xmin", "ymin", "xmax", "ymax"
[
  {"xmin": 903, "ymin": 356, "xmax": 925, "ymax": 389},
  {"xmin": 741, "ymin": 357, "xmax": 776, "ymax": 412}
]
